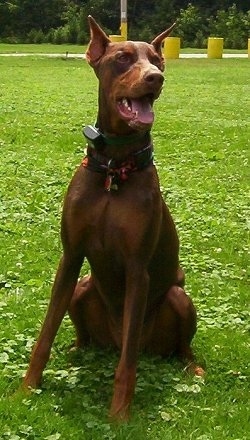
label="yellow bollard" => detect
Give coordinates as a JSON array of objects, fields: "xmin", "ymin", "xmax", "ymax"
[
  {"xmin": 163, "ymin": 37, "xmax": 180, "ymax": 59},
  {"xmin": 248, "ymin": 39, "xmax": 250, "ymax": 58},
  {"xmin": 109, "ymin": 35, "xmax": 125, "ymax": 42},
  {"xmin": 120, "ymin": 22, "xmax": 127, "ymax": 41},
  {"xmin": 207, "ymin": 37, "xmax": 224, "ymax": 59}
]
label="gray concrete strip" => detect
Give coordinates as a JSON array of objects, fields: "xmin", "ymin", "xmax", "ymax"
[
  {"xmin": 180, "ymin": 53, "xmax": 248, "ymax": 58},
  {"xmin": 0, "ymin": 52, "xmax": 85, "ymax": 58},
  {"xmin": 0, "ymin": 52, "xmax": 248, "ymax": 58}
]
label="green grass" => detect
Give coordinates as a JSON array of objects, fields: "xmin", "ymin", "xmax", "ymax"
[
  {"xmin": 0, "ymin": 56, "xmax": 249, "ymax": 439},
  {"xmin": 0, "ymin": 43, "xmax": 87, "ymax": 54},
  {"xmin": 0, "ymin": 43, "xmax": 248, "ymax": 54}
]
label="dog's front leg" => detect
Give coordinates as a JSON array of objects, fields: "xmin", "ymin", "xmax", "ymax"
[
  {"xmin": 110, "ymin": 263, "xmax": 149, "ymax": 421},
  {"xmin": 23, "ymin": 252, "xmax": 84, "ymax": 389}
]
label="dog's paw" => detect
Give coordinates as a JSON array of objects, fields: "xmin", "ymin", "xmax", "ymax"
[
  {"xmin": 183, "ymin": 362, "xmax": 205, "ymax": 377},
  {"xmin": 194, "ymin": 366, "xmax": 205, "ymax": 377}
]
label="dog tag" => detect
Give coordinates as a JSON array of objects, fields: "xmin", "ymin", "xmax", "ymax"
[
  {"xmin": 105, "ymin": 174, "xmax": 113, "ymax": 191},
  {"xmin": 105, "ymin": 174, "xmax": 119, "ymax": 191}
]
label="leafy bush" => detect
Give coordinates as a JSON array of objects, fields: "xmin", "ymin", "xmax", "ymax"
[
  {"xmin": 27, "ymin": 29, "xmax": 45, "ymax": 44},
  {"xmin": 52, "ymin": 27, "xmax": 69, "ymax": 44},
  {"xmin": 77, "ymin": 30, "xmax": 88, "ymax": 45},
  {"xmin": 193, "ymin": 29, "xmax": 207, "ymax": 48}
]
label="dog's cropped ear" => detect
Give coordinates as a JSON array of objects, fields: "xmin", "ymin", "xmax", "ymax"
[
  {"xmin": 86, "ymin": 15, "xmax": 111, "ymax": 67},
  {"xmin": 151, "ymin": 23, "xmax": 176, "ymax": 56}
]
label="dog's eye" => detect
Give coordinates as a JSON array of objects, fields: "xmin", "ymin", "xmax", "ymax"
[
  {"xmin": 116, "ymin": 53, "xmax": 132, "ymax": 64},
  {"xmin": 151, "ymin": 55, "xmax": 162, "ymax": 68}
]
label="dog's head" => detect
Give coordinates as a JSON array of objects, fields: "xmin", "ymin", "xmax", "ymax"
[{"xmin": 86, "ymin": 16, "xmax": 175, "ymax": 133}]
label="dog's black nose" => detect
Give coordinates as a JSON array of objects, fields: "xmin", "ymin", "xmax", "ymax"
[{"xmin": 144, "ymin": 72, "xmax": 164, "ymax": 86}]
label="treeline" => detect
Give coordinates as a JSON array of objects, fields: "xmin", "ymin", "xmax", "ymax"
[{"xmin": 0, "ymin": 1, "xmax": 249, "ymax": 49}]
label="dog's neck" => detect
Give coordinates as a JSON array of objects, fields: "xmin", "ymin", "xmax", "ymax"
[{"xmin": 91, "ymin": 85, "xmax": 154, "ymax": 160}]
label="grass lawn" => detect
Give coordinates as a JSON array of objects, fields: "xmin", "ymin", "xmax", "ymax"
[
  {"xmin": 0, "ymin": 43, "xmax": 87, "ymax": 54},
  {"xmin": 0, "ymin": 43, "xmax": 248, "ymax": 55},
  {"xmin": 0, "ymin": 56, "xmax": 249, "ymax": 439}
]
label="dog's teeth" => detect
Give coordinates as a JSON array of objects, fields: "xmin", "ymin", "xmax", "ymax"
[
  {"xmin": 126, "ymin": 102, "xmax": 132, "ymax": 111},
  {"xmin": 122, "ymin": 98, "xmax": 131, "ymax": 111}
]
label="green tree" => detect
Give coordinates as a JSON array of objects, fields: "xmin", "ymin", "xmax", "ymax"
[
  {"xmin": 0, "ymin": 0, "xmax": 66, "ymax": 40},
  {"xmin": 0, "ymin": 0, "xmax": 249, "ymax": 47},
  {"xmin": 176, "ymin": 3, "xmax": 206, "ymax": 47},
  {"xmin": 209, "ymin": 3, "xmax": 249, "ymax": 49}
]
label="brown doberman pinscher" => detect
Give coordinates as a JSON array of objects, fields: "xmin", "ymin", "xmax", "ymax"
[{"xmin": 23, "ymin": 16, "xmax": 204, "ymax": 420}]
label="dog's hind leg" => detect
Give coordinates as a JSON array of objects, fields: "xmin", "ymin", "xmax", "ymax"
[
  {"xmin": 148, "ymin": 284, "xmax": 205, "ymax": 376},
  {"xmin": 167, "ymin": 286, "xmax": 197, "ymax": 359},
  {"xmin": 68, "ymin": 275, "xmax": 116, "ymax": 349}
]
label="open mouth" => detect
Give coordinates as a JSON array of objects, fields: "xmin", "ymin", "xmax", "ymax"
[{"xmin": 117, "ymin": 94, "xmax": 155, "ymax": 127}]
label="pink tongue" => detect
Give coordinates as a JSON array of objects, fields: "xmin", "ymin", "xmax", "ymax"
[{"xmin": 131, "ymin": 98, "xmax": 154, "ymax": 124}]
